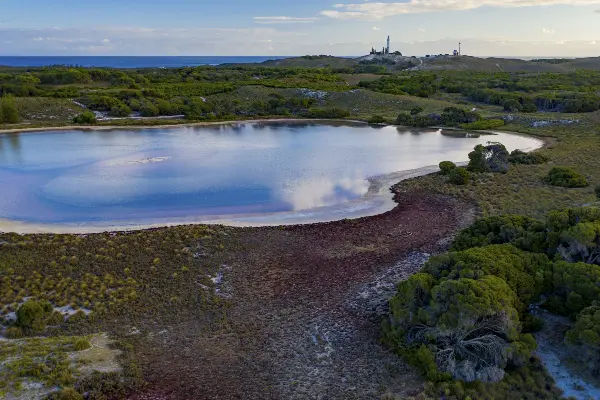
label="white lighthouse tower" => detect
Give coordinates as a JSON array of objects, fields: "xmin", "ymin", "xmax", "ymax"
[{"xmin": 386, "ymin": 36, "xmax": 390, "ymax": 54}]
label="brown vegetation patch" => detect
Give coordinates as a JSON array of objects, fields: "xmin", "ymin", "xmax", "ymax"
[{"xmin": 129, "ymin": 190, "xmax": 473, "ymax": 399}]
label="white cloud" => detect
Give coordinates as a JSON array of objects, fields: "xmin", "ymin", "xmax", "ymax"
[
  {"xmin": 322, "ymin": 0, "xmax": 600, "ymax": 20},
  {"xmin": 418, "ymin": 27, "xmax": 426, "ymax": 33},
  {"xmin": 372, "ymin": 26, "xmax": 380, "ymax": 30},
  {"xmin": 542, "ymin": 28, "xmax": 555, "ymax": 34},
  {"xmin": 253, "ymin": 16, "xmax": 318, "ymax": 24},
  {"xmin": 0, "ymin": 26, "xmax": 308, "ymax": 55}
]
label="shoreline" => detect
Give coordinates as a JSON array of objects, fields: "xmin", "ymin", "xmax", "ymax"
[
  {"xmin": 0, "ymin": 118, "xmax": 371, "ymax": 135},
  {"xmin": 0, "ymin": 164, "xmax": 450, "ymax": 234}
]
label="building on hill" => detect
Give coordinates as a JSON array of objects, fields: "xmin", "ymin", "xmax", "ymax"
[{"xmin": 370, "ymin": 35, "xmax": 400, "ymax": 56}]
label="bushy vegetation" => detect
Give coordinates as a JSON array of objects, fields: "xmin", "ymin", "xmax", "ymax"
[
  {"xmin": 72, "ymin": 111, "xmax": 97, "ymax": 124},
  {"xmin": 467, "ymin": 142, "xmax": 510, "ymax": 173},
  {"xmin": 460, "ymin": 119, "xmax": 505, "ymax": 130},
  {"xmin": 367, "ymin": 115, "xmax": 386, "ymax": 124},
  {"xmin": 439, "ymin": 161, "xmax": 457, "ymax": 175},
  {"xmin": 508, "ymin": 149, "xmax": 549, "ymax": 165},
  {"xmin": 386, "ymin": 244, "xmax": 548, "ymax": 383},
  {"xmin": 387, "ymin": 206, "xmax": 600, "ymax": 391},
  {"xmin": 0, "ymin": 93, "xmax": 19, "ymax": 123},
  {"xmin": 448, "ymin": 167, "xmax": 470, "ymax": 186},
  {"xmin": 543, "ymin": 166, "xmax": 589, "ymax": 188},
  {"xmin": 0, "ymin": 225, "xmax": 231, "ymax": 397}
]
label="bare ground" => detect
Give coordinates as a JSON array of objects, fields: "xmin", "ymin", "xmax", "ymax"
[{"xmin": 129, "ymin": 190, "xmax": 474, "ymax": 400}]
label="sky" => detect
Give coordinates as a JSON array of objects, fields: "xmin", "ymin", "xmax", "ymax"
[{"xmin": 1, "ymin": 0, "xmax": 600, "ymax": 57}]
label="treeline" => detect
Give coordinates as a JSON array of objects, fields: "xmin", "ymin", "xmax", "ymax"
[
  {"xmin": 360, "ymin": 70, "xmax": 600, "ymax": 113},
  {"xmin": 386, "ymin": 207, "xmax": 600, "ymax": 397}
]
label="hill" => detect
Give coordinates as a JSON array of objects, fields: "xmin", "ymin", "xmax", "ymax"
[{"xmin": 227, "ymin": 54, "xmax": 600, "ymax": 73}]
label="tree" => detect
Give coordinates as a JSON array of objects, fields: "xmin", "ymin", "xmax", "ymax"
[
  {"xmin": 467, "ymin": 142, "xmax": 509, "ymax": 174},
  {"xmin": 0, "ymin": 94, "xmax": 20, "ymax": 123},
  {"xmin": 596, "ymin": 185, "xmax": 600, "ymax": 199}
]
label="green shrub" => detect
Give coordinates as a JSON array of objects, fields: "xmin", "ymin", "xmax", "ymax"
[
  {"xmin": 74, "ymin": 338, "xmax": 91, "ymax": 351},
  {"xmin": 16, "ymin": 300, "xmax": 52, "ymax": 332},
  {"xmin": 439, "ymin": 161, "xmax": 457, "ymax": 175},
  {"xmin": 0, "ymin": 94, "xmax": 20, "ymax": 123},
  {"xmin": 546, "ymin": 261, "xmax": 600, "ymax": 316},
  {"xmin": 440, "ymin": 107, "xmax": 481, "ymax": 126},
  {"xmin": 108, "ymin": 104, "xmax": 132, "ymax": 117},
  {"xmin": 565, "ymin": 306, "xmax": 600, "ymax": 376},
  {"xmin": 460, "ymin": 119, "xmax": 505, "ymax": 130},
  {"xmin": 304, "ymin": 107, "xmax": 350, "ymax": 119},
  {"xmin": 72, "ymin": 111, "xmax": 97, "ymax": 124},
  {"xmin": 367, "ymin": 115, "xmax": 386, "ymax": 124},
  {"xmin": 595, "ymin": 185, "xmax": 600, "ymax": 199},
  {"xmin": 508, "ymin": 150, "xmax": 549, "ymax": 165},
  {"xmin": 423, "ymin": 244, "xmax": 552, "ymax": 311},
  {"xmin": 451, "ymin": 214, "xmax": 547, "ymax": 253},
  {"xmin": 543, "ymin": 167, "xmax": 589, "ymax": 188},
  {"xmin": 396, "ymin": 112, "xmax": 413, "ymax": 126},
  {"xmin": 447, "ymin": 167, "xmax": 469, "ymax": 185},
  {"xmin": 503, "ymin": 99, "xmax": 522, "ymax": 112},
  {"xmin": 468, "ymin": 143, "xmax": 510, "ymax": 173}
]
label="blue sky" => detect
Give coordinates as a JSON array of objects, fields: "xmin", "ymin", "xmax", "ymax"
[{"xmin": 2, "ymin": 1, "xmax": 600, "ymax": 56}]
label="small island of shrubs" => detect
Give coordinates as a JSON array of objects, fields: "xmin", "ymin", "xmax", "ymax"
[{"xmin": 543, "ymin": 166, "xmax": 589, "ymax": 188}]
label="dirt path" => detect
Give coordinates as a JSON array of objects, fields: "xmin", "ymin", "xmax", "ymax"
[{"xmin": 128, "ymin": 191, "xmax": 474, "ymax": 399}]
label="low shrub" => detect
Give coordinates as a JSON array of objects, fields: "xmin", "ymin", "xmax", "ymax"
[
  {"xmin": 396, "ymin": 112, "xmax": 413, "ymax": 126},
  {"xmin": 447, "ymin": 167, "xmax": 470, "ymax": 185},
  {"xmin": 565, "ymin": 306, "xmax": 600, "ymax": 376},
  {"xmin": 508, "ymin": 149, "xmax": 549, "ymax": 165},
  {"xmin": 368, "ymin": 115, "xmax": 386, "ymax": 124},
  {"xmin": 304, "ymin": 107, "xmax": 350, "ymax": 119},
  {"xmin": 439, "ymin": 161, "xmax": 457, "ymax": 175},
  {"xmin": 543, "ymin": 167, "xmax": 589, "ymax": 188},
  {"xmin": 460, "ymin": 119, "xmax": 505, "ymax": 130},
  {"xmin": 72, "ymin": 111, "xmax": 97, "ymax": 124},
  {"xmin": 74, "ymin": 338, "xmax": 92, "ymax": 351}
]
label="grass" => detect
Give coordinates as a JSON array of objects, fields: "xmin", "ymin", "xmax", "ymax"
[
  {"xmin": 14, "ymin": 97, "xmax": 84, "ymax": 122},
  {"xmin": 0, "ymin": 334, "xmax": 110, "ymax": 398}
]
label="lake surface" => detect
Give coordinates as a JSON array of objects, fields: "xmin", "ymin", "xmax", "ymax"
[{"xmin": 0, "ymin": 122, "xmax": 542, "ymax": 230}]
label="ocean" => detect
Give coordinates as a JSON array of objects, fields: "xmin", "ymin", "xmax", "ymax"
[{"xmin": 0, "ymin": 56, "xmax": 289, "ymax": 68}]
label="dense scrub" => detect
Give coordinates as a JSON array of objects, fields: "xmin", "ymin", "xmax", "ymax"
[
  {"xmin": 543, "ymin": 166, "xmax": 589, "ymax": 188},
  {"xmin": 386, "ymin": 206, "xmax": 600, "ymax": 395},
  {"xmin": 0, "ymin": 225, "xmax": 232, "ymax": 398},
  {"xmin": 361, "ymin": 70, "xmax": 600, "ymax": 113}
]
